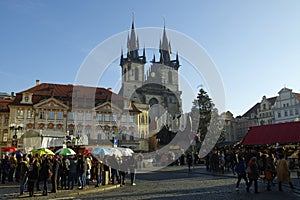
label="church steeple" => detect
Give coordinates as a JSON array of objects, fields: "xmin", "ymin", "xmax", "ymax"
[
  {"xmin": 159, "ymin": 20, "xmax": 171, "ymax": 64},
  {"xmin": 127, "ymin": 12, "xmax": 139, "ymax": 59}
]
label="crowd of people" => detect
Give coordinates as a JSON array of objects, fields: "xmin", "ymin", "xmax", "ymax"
[
  {"xmin": 0, "ymin": 151, "xmax": 137, "ymax": 197},
  {"xmin": 204, "ymin": 147, "xmax": 299, "ymax": 193}
]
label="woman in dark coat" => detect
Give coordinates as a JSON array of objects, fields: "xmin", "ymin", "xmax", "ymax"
[
  {"xmin": 27, "ymin": 159, "xmax": 39, "ymax": 197},
  {"xmin": 41, "ymin": 158, "xmax": 53, "ymax": 196},
  {"xmin": 246, "ymin": 157, "xmax": 260, "ymax": 193}
]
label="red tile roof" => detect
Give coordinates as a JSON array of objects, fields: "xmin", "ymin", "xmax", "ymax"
[
  {"xmin": 0, "ymin": 99, "xmax": 13, "ymax": 112},
  {"xmin": 242, "ymin": 121, "xmax": 300, "ymax": 145},
  {"xmin": 11, "ymin": 83, "xmax": 140, "ymax": 112}
]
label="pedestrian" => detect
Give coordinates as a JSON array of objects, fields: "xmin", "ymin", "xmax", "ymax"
[
  {"xmin": 68, "ymin": 155, "xmax": 78, "ymax": 190},
  {"xmin": 8, "ymin": 154, "xmax": 17, "ymax": 182},
  {"xmin": 27, "ymin": 159, "xmax": 39, "ymax": 197},
  {"xmin": 128, "ymin": 155, "xmax": 137, "ymax": 186},
  {"xmin": 186, "ymin": 152, "xmax": 193, "ymax": 172},
  {"xmin": 265, "ymin": 156, "xmax": 275, "ymax": 191},
  {"xmin": 19, "ymin": 155, "xmax": 29, "ymax": 196},
  {"xmin": 246, "ymin": 156, "xmax": 260, "ymax": 193},
  {"xmin": 94, "ymin": 159, "xmax": 103, "ymax": 187},
  {"xmin": 41, "ymin": 157, "xmax": 53, "ymax": 196},
  {"xmin": 277, "ymin": 153, "xmax": 294, "ymax": 191},
  {"xmin": 1, "ymin": 155, "xmax": 10, "ymax": 184},
  {"xmin": 51, "ymin": 155, "xmax": 60, "ymax": 193},
  {"xmin": 235, "ymin": 155, "xmax": 249, "ymax": 191},
  {"xmin": 119, "ymin": 157, "xmax": 128, "ymax": 186}
]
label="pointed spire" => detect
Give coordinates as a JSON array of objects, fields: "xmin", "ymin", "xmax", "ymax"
[
  {"xmin": 159, "ymin": 18, "xmax": 171, "ymax": 64},
  {"xmin": 120, "ymin": 48, "xmax": 124, "ymax": 66},
  {"xmin": 127, "ymin": 12, "xmax": 139, "ymax": 59}
]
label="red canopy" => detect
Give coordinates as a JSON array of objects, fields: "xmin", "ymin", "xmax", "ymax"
[
  {"xmin": 2, "ymin": 147, "xmax": 18, "ymax": 153},
  {"xmin": 242, "ymin": 121, "xmax": 300, "ymax": 145}
]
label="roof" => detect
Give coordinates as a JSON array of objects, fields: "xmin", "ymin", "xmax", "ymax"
[
  {"xmin": 0, "ymin": 99, "xmax": 13, "ymax": 112},
  {"xmin": 10, "ymin": 83, "xmax": 141, "ymax": 113},
  {"xmin": 242, "ymin": 121, "xmax": 300, "ymax": 145}
]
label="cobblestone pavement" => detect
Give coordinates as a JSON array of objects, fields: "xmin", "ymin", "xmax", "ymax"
[{"xmin": 1, "ymin": 165, "xmax": 299, "ymax": 200}]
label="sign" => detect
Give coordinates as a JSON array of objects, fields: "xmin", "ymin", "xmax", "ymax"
[
  {"xmin": 113, "ymin": 138, "xmax": 118, "ymax": 147},
  {"xmin": 12, "ymin": 140, "xmax": 18, "ymax": 147}
]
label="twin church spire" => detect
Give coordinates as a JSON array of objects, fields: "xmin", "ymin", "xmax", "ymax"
[{"xmin": 120, "ymin": 15, "xmax": 180, "ymax": 70}]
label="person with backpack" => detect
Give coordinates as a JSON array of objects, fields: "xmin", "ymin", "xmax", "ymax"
[
  {"xmin": 246, "ymin": 156, "xmax": 260, "ymax": 193},
  {"xmin": 235, "ymin": 155, "xmax": 249, "ymax": 191}
]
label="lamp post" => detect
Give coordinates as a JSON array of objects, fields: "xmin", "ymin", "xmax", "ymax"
[{"xmin": 9, "ymin": 123, "xmax": 23, "ymax": 147}]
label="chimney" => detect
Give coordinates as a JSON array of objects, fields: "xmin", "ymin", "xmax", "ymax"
[{"xmin": 36, "ymin": 80, "xmax": 40, "ymax": 85}]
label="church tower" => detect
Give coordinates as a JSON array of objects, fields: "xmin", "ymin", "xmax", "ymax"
[{"xmin": 119, "ymin": 16, "xmax": 146, "ymax": 100}]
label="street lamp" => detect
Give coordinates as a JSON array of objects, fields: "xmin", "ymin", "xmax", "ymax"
[{"xmin": 9, "ymin": 123, "xmax": 23, "ymax": 147}]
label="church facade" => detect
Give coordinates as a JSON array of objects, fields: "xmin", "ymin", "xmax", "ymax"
[{"xmin": 119, "ymin": 19, "xmax": 183, "ymax": 133}]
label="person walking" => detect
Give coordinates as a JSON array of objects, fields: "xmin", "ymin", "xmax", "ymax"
[
  {"xmin": 51, "ymin": 156, "xmax": 60, "ymax": 193},
  {"xmin": 186, "ymin": 152, "xmax": 193, "ymax": 172},
  {"xmin": 27, "ymin": 159, "xmax": 39, "ymax": 197},
  {"xmin": 68, "ymin": 155, "xmax": 78, "ymax": 190},
  {"xmin": 19, "ymin": 156, "xmax": 29, "ymax": 196},
  {"xmin": 265, "ymin": 156, "xmax": 275, "ymax": 191},
  {"xmin": 1, "ymin": 155, "xmax": 10, "ymax": 184},
  {"xmin": 277, "ymin": 153, "xmax": 294, "ymax": 191},
  {"xmin": 94, "ymin": 159, "xmax": 103, "ymax": 187},
  {"xmin": 128, "ymin": 155, "xmax": 137, "ymax": 186},
  {"xmin": 41, "ymin": 157, "xmax": 53, "ymax": 196},
  {"xmin": 235, "ymin": 155, "xmax": 249, "ymax": 191},
  {"xmin": 246, "ymin": 157, "xmax": 260, "ymax": 193}
]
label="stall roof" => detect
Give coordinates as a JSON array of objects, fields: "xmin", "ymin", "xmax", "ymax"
[{"xmin": 242, "ymin": 121, "xmax": 300, "ymax": 145}]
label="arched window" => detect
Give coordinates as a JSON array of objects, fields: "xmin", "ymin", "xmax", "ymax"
[
  {"xmin": 135, "ymin": 68, "xmax": 139, "ymax": 80},
  {"xmin": 168, "ymin": 71, "xmax": 172, "ymax": 83}
]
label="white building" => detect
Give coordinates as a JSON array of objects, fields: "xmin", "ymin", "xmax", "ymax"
[{"xmin": 273, "ymin": 87, "xmax": 300, "ymax": 123}]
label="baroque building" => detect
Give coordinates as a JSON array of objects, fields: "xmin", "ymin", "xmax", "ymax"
[
  {"xmin": 119, "ymin": 19, "xmax": 183, "ymax": 134},
  {"xmin": 5, "ymin": 81, "xmax": 146, "ymax": 152}
]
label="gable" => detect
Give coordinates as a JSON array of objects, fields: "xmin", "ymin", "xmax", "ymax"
[
  {"xmin": 33, "ymin": 97, "xmax": 69, "ymax": 110},
  {"xmin": 95, "ymin": 101, "xmax": 122, "ymax": 113}
]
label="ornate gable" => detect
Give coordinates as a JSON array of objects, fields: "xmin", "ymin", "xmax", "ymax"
[
  {"xmin": 33, "ymin": 97, "xmax": 69, "ymax": 110},
  {"xmin": 95, "ymin": 101, "xmax": 122, "ymax": 113}
]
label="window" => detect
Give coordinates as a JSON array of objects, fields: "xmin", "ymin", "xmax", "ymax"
[
  {"xmin": 86, "ymin": 113, "xmax": 92, "ymax": 121},
  {"xmin": 290, "ymin": 109, "xmax": 293, "ymax": 116},
  {"xmin": 129, "ymin": 115, "xmax": 134, "ymax": 123},
  {"xmin": 97, "ymin": 114, "xmax": 102, "ymax": 121},
  {"xmin": 27, "ymin": 110, "xmax": 34, "ymax": 119},
  {"xmin": 122, "ymin": 132, "xmax": 127, "ymax": 140},
  {"xmin": 39, "ymin": 111, "xmax": 45, "ymax": 119},
  {"xmin": 135, "ymin": 68, "xmax": 139, "ymax": 80},
  {"xmin": 141, "ymin": 131, "xmax": 145, "ymax": 139},
  {"xmin": 69, "ymin": 112, "xmax": 74, "ymax": 120},
  {"xmin": 77, "ymin": 113, "xmax": 83, "ymax": 121},
  {"xmin": 141, "ymin": 115, "xmax": 145, "ymax": 124},
  {"xmin": 4, "ymin": 117, "xmax": 8, "ymax": 124},
  {"xmin": 48, "ymin": 111, "xmax": 55, "ymax": 120},
  {"xmin": 284, "ymin": 110, "xmax": 288, "ymax": 117},
  {"xmin": 168, "ymin": 71, "xmax": 172, "ymax": 83},
  {"xmin": 296, "ymin": 109, "xmax": 299, "ymax": 115},
  {"xmin": 57, "ymin": 112, "xmax": 63, "ymax": 120},
  {"xmin": 121, "ymin": 115, "xmax": 127, "ymax": 122},
  {"xmin": 263, "ymin": 104, "xmax": 266, "ymax": 110},
  {"xmin": 130, "ymin": 132, "xmax": 134, "ymax": 141},
  {"xmin": 277, "ymin": 112, "xmax": 281, "ymax": 118},
  {"xmin": 105, "ymin": 132, "xmax": 110, "ymax": 140},
  {"xmin": 17, "ymin": 109, "xmax": 24, "ymax": 118},
  {"xmin": 104, "ymin": 114, "xmax": 110, "ymax": 122},
  {"xmin": 112, "ymin": 114, "xmax": 117, "ymax": 122}
]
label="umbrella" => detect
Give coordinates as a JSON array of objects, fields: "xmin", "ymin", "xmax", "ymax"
[
  {"xmin": 31, "ymin": 148, "xmax": 55, "ymax": 156},
  {"xmin": 91, "ymin": 148, "xmax": 111, "ymax": 156},
  {"xmin": 82, "ymin": 149, "xmax": 91, "ymax": 155},
  {"xmin": 117, "ymin": 147, "xmax": 134, "ymax": 156},
  {"xmin": 109, "ymin": 148, "xmax": 123, "ymax": 157},
  {"xmin": 55, "ymin": 148, "xmax": 76, "ymax": 156},
  {"xmin": 2, "ymin": 147, "xmax": 18, "ymax": 153}
]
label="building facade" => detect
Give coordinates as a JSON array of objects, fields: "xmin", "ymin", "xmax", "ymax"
[
  {"xmin": 4, "ymin": 82, "xmax": 148, "ymax": 152},
  {"xmin": 273, "ymin": 87, "xmax": 300, "ymax": 124}
]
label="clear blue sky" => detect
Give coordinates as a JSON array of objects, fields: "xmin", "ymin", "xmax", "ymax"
[{"xmin": 1, "ymin": 0, "xmax": 300, "ymax": 116}]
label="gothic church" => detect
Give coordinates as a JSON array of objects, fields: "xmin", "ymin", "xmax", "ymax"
[{"xmin": 119, "ymin": 18, "xmax": 182, "ymax": 129}]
